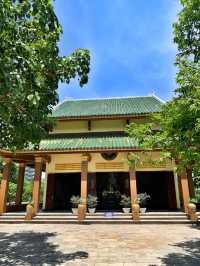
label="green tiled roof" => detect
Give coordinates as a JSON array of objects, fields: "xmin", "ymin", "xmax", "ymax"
[
  {"xmin": 52, "ymin": 96, "xmax": 163, "ymax": 118},
  {"xmin": 38, "ymin": 132, "xmax": 138, "ymax": 151}
]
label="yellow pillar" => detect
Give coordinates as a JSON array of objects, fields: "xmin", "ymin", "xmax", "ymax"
[
  {"xmin": 16, "ymin": 162, "xmax": 26, "ymax": 205},
  {"xmin": 180, "ymin": 170, "xmax": 190, "ymax": 213},
  {"xmin": 78, "ymin": 154, "xmax": 90, "ymax": 220},
  {"xmin": 0, "ymin": 158, "xmax": 12, "ymax": 214},
  {"xmin": 129, "ymin": 166, "xmax": 137, "ymax": 204},
  {"xmin": 32, "ymin": 157, "xmax": 43, "ymax": 214}
]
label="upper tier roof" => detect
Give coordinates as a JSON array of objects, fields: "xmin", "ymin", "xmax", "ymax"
[{"xmin": 52, "ymin": 96, "xmax": 163, "ymax": 119}]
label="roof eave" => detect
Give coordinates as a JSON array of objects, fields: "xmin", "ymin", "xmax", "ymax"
[
  {"xmin": 53, "ymin": 112, "xmax": 159, "ymax": 121},
  {"xmin": 1, "ymin": 147, "xmax": 163, "ymax": 156}
]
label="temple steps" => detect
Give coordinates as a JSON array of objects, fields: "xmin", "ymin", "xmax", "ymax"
[
  {"xmin": 0, "ymin": 212, "xmax": 78, "ymax": 224},
  {"xmin": 0, "ymin": 211, "xmax": 196, "ymax": 224},
  {"xmin": 85, "ymin": 212, "xmax": 191, "ymax": 224}
]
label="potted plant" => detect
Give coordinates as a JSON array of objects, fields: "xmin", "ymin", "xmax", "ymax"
[
  {"xmin": 120, "ymin": 195, "xmax": 131, "ymax": 213},
  {"xmin": 137, "ymin": 193, "xmax": 151, "ymax": 213},
  {"xmin": 70, "ymin": 195, "xmax": 80, "ymax": 214},
  {"xmin": 87, "ymin": 194, "xmax": 98, "ymax": 213}
]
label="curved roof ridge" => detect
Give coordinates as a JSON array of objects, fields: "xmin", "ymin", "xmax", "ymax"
[{"xmin": 59, "ymin": 95, "xmax": 162, "ymax": 103}]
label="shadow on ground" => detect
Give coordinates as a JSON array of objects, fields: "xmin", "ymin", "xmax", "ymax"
[
  {"xmin": 159, "ymin": 236, "xmax": 200, "ymax": 266},
  {"xmin": 0, "ymin": 232, "xmax": 88, "ymax": 266}
]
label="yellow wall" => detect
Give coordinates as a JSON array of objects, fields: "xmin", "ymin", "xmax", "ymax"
[
  {"xmin": 53, "ymin": 119, "xmax": 126, "ymax": 133},
  {"xmin": 47, "ymin": 153, "xmax": 82, "ymax": 173},
  {"xmin": 52, "ymin": 118, "xmax": 146, "ymax": 134},
  {"xmin": 135, "ymin": 151, "xmax": 175, "ymax": 171},
  {"xmin": 53, "ymin": 121, "xmax": 88, "ymax": 133},
  {"xmin": 129, "ymin": 118, "xmax": 148, "ymax": 124},
  {"xmin": 46, "ymin": 151, "xmax": 174, "ymax": 174},
  {"xmin": 91, "ymin": 120, "xmax": 126, "ymax": 132}
]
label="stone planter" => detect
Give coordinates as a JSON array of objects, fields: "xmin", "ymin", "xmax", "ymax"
[
  {"xmin": 122, "ymin": 207, "xmax": 130, "ymax": 213},
  {"xmin": 78, "ymin": 204, "xmax": 86, "ymax": 221},
  {"xmin": 88, "ymin": 208, "xmax": 96, "ymax": 214},
  {"xmin": 25, "ymin": 204, "xmax": 35, "ymax": 220},
  {"xmin": 72, "ymin": 208, "xmax": 78, "ymax": 215},
  {"xmin": 187, "ymin": 203, "xmax": 196, "ymax": 216},
  {"xmin": 140, "ymin": 207, "xmax": 146, "ymax": 213},
  {"xmin": 132, "ymin": 203, "xmax": 140, "ymax": 220}
]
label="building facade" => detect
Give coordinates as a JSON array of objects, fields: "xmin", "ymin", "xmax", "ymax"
[{"xmin": 0, "ymin": 96, "xmax": 193, "ymax": 214}]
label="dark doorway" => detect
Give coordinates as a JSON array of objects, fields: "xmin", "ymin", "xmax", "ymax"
[
  {"xmin": 46, "ymin": 173, "xmax": 80, "ymax": 210},
  {"xmin": 136, "ymin": 171, "xmax": 177, "ymax": 210},
  {"xmin": 96, "ymin": 172, "xmax": 130, "ymax": 211}
]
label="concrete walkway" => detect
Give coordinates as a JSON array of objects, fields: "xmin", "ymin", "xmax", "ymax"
[{"xmin": 0, "ymin": 223, "xmax": 200, "ymax": 265}]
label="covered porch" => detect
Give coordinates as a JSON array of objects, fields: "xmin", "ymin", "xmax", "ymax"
[
  {"xmin": 0, "ymin": 151, "xmax": 194, "ymax": 218},
  {"xmin": 0, "ymin": 130, "xmax": 195, "ymax": 219},
  {"xmin": 45, "ymin": 170, "xmax": 178, "ymax": 212}
]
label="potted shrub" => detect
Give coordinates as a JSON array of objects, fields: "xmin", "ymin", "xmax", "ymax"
[
  {"xmin": 137, "ymin": 193, "xmax": 151, "ymax": 213},
  {"xmin": 87, "ymin": 194, "xmax": 98, "ymax": 213},
  {"xmin": 120, "ymin": 195, "xmax": 131, "ymax": 213},
  {"xmin": 70, "ymin": 195, "xmax": 80, "ymax": 214}
]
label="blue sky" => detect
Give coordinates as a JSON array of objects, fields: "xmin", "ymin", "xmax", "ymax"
[{"xmin": 54, "ymin": 0, "xmax": 180, "ymax": 102}]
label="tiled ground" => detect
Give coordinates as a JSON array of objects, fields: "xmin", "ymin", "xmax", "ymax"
[{"xmin": 0, "ymin": 223, "xmax": 200, "ymax": 265}]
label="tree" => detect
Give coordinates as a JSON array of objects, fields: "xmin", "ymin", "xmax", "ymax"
[
  {"xmin": 127, "ymin": 0, "xmax": 200, "ymax": 179},
  {"xmin": 7, "ymin": 182, "xmax": 17, "ymax": 204},
  {"xmin": 0, "ymin": 1, "xmax": 90, "ymax": 151},
  {"xmin": 174, "ymin": 0, "xmax": 200, "ymax": 62}
]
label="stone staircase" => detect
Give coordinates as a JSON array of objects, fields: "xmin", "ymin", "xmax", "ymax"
[
  {"xmin": 84, "ymin": 211, "xmax": 192, "ymax": 224},
  {"xmin": 0, "ymin": 212, "xmax": 77, "ymax": 224},
  {"xmin": 0, "ymin": 211, "xmax": 195, "ymax": 224},
  {"xmin": 139, "ymin": 212, "xmax": 192, "ymax": 224},
  {"xmin": 85, "ymin": 212, "xmax": 133, "ymax": 224}
]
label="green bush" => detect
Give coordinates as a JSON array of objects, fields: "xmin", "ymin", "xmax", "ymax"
[
  {"xmin": 70, "ymin": 195, "xmax": 80, "ymax": 208},
  {"xmin": 137, "ymin": 193, "xmax": 151, "ymax": 207},
  {"xmin": 87, "ymin": 195, "xmax": 98, "ymax": 208},
  {"xmin": 7, "ymin": 182, "xmax": 17, "ymax": 203},
  {"xmin": 190, "ymin": 191, "xmax": 200, "ymax": 204},
  {"xmin": 120, "ymin": 195, "xmax": 131, "ymax": 208}
]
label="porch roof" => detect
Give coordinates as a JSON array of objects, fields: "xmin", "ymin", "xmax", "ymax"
[
  {"xmin": 37, "ymin": 132, "xmax": 138, "ymax": 151},
  {"xmin": 52, "ymin": 96, "xmax": 163, "ymax": 119}
]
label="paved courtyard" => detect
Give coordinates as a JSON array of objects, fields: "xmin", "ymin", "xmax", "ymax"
[{"xmin": 0, "ymin": 223, "xmax": 199, "ymax": 265}]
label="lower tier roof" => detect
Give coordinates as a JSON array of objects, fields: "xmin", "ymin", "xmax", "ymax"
[{"xmin": 38, "ymin": 132, "xmax": 138, "ymax": 151}]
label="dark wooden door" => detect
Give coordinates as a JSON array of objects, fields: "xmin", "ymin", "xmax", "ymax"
[
  {"xmin": 167, "ymin": 172, "xmax": 177, "ymax": 210},
  {"xmin": 45, "ymin": 174, "xmax": 55, "ymax": 210}
]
